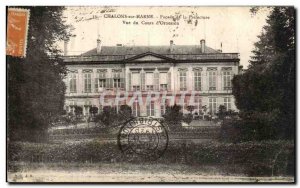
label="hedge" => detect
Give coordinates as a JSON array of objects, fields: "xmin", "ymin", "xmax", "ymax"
[{"xmin": 8, "ymin": 140, "xmax": 294, "ymax": 176}]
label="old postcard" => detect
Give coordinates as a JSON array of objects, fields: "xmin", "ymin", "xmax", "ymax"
[{"xmin": 6, "ymin": 6, "xmax": 295, "ymax": 183}]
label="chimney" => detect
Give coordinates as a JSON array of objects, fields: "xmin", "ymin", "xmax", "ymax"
[
  {"xmin": 64, "ymin": 40, "xmax": 68, "ymax": 56},
  {"xmin": 170, "ymin": 40, "xmax": 174, "ymax": 53},
  {"xmin": 200, "ymin": 39, "xmax": 205, "ymax": 53},
  {"xmin": 97, "ymin": 38, "xmax": 102, "ymax": 54}
]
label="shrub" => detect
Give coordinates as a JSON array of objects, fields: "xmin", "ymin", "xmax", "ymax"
[
  {"xmin": 162, "ymin": 104, "xmax": 183, "ymax": 131},
  {"xmin": 220, "ymin": 110, "xmax": 282, "ymax": 142},
  {"xmin": 182, "ymin": 114, "xmax": 193, "ymax": 124}
]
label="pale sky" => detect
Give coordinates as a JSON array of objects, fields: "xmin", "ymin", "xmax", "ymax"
[{"xmin": 61, "ymin": 6, "xmax": 270, "ymax": 69}]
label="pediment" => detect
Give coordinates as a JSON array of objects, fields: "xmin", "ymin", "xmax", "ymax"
[
  {"xmin": 125, "ymin": 52, "xmax": 174, "ymax": 62},
  {"xmin": 133, "ymin": 55, "xmax": 166, "ymax": 61}
]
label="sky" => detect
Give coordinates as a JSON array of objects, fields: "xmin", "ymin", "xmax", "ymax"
[{"xmin": 62, "ymin": 6, "xmax": 270, "ymax": 69}]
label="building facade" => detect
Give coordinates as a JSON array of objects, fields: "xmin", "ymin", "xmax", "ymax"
[{"xmin": 63, "ymin": 39, "xmax": 241, "ymax": 118}]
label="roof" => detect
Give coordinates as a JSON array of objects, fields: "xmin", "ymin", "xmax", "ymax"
[{"xmin": 81, "ymin": 45, "xmax": 220, "ymax": 56}]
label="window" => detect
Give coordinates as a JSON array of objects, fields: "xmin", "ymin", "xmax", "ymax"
[
  {"xmin": 84, "ymin": 73, "xmax": 92, "ymax": 93},
  {"xmin": 224, "ymin": 97, "xmax": 231, "ymax": 111},
  {"xmin": 114, "ymin": 79, "xmax": 121, "ymax": 89},
  {"xmin": 208, "ymin": 71, "xmax": 217, "ymax": 90},
  {"xmin": 159, "ymin": 73, "xmax": 168, "ymax": 91},
  {"xmin": 194, "ymin": 71, "xmax": 201, "ymax": 91},
  {"xmin": 223, "ymin": 71, "xmax": 232, "ymax": 90},
  {"xmin": 84, "ymin": 101, "xmax": 92, "ymax": 116},
  {"xmin": 95, "ymin": 71, "xmax": 106, "ymax": 92},
  {"xmin": 98, "ymin": 79, "xmax": 106, "ymax": 91},
  {"xmin": 132, "ymin": 73, "xmax": 140, "ymax": 91},
  {"xmin": 209, "ymin": 98, "xmax": 217, "ymax": 114},
  {"xmin": 179, "ymin": 71, "xmax": 187, "ymax": 91},
  {"xmin": 147, "ymin": 101, "xmax": 155, "ymax": 116},
  {"xmin": 113, "ymin": 71, "xmax": 121, "ymax": 89},
  {"xmin": 132, "ymin": 101, "xmax": 140, "ymax": 117},
  {"xmin": 160, "ymin": 84, "xmax": 167, "ymax": 91},
  {"xmin": 194, "ymin": 96, "xmax": 202, "ymax": 114},
  {"xmin": 69, "ymin": 73, "xmax": 77, "ymax": 93},
  {"xmin": 145, "ymin": 73, "xmax": 154, "ymax": 91},
  {"xmin": 69, "ymin": 101, "xmax": 77, "ymax": 115}
]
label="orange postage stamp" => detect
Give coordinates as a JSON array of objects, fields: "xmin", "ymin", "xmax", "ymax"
[{"xmin": 6, "ymin": 8, "xmax": 30, "ymax": 57}]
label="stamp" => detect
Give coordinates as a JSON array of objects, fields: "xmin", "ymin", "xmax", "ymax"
[
  {"xmin": 118, "ymin": 117, "xmax": 168, "ymax": 161},
  {"xmin": 6, "ymin": 8, "xmax": 30, "ymax": 57}
]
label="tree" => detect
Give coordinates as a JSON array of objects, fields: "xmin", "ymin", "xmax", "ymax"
[
  {"xmin": 118, "ymin": 105, "xmax": 132, "ymax": 122},
  {"xmin": 232, "ymin": 7, "xmax": 295, "ymax": 140},
  {"xmin": 217, "ymin": 105, "xmax": 227, "ymax": 121},
  {"xmin": 162, "ymin": 104, "xmax": 183, "ymax": 131},
  {"xmin": 95, "ymin": 106, "xmax": 118, "ymax": 128},
  {"xmin": 7, "ymin": 7, "xmax": 73, "ymax": 142}
]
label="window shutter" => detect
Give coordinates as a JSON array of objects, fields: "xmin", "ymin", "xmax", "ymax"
[
  {"xmin": 128, "ymin": 73, "xmax": 131, "ymax": 91},
  {"xmin": 154, "ymin": 72, "xmax": 159, "ymax": 91},
  {"xmin": 120, "ymin": 78, "xmax": 125, "ymax": 89},
  {"xmin": 94, "ymin": 75, "xmax": 98, "ymax": 92},
  {"xmin": 167, "ymin": 72, "xmax": 171, "ymax": 91},
  {"xmin": 141, "ymin": 72, "xmax": 145, "ymax": 91},
  {"xmin": 109, "ymin": 78, "xmax": 114, "ymax": 89},
  {"xmin": 106, "ymin": 78, "xmax": 110, "ymax": 89}
]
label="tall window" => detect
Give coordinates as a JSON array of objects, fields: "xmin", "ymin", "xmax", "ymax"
[
  {"xmin": 194, "ymin": 71, "xmax": 201, "ymax": 91},
  {"xmin": 223, "ymin": 71, "xmax": 232, "ymax": 90},
  {"xmin": 98, "ymin": 79, "xmax": 106, "ymax": 91},
  {"xmin": 95, "ymin": 71, "xmax": 106, "ymax": 92},
  {"xmin": 224, "ymin": 97, "xmax": 231, "ymax": 111},
  {"xmin": 132, "ymin": 73, "xmax": 140, "ymax": 91},
  {"xmin": 209, "ymin": 98, "xmax": 217, "ymax": 114},
  {"xmin": 113, "ymin": 71, "xmax": 121, "ymax": 89},
  {"xmin": 159, "ymin": 72, "xmax": 168, "ymax": 91},
  {"xmin": 194, "ymin": 96, "xmax": 202, "ymax": 114},
  {"xmin": 208, "ymin": 71, "xmax": 217, "ymax": 90},
  {"xmin": 84, "ymin": 101, "xmax": 92, "ymax": 116},
  {"xmin": 145, "ymin": 72, "xmax": 154, "ymax": 91},
  {"xmin": 147, "ymin": 101, "xmax": 155, "ymax": 116},
  {"xmin": 84, "ymin": 73, "xmax": 92, "ymax": 93},
  {"xmin": 132, "ymin": 100, "xmax": 140, "ymax": 117},
  {"xmin": 69, "ymin": 73, "xmax": 77, "ymax": 93},
  {"xmin": 179, "ymin": 71, "xmax": 187, "ymax": 91}
]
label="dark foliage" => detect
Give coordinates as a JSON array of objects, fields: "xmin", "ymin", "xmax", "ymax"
[
  {"xmin": 162, "ymin": 104, "xmax": 183, "ymax": 131},
  {"xmin": 232, "ymin": 7, "xmax": 295, "ymax": 140},
  {"xmin": 7, "ymin": 6, "xmax": 73, "ymax": 142}
]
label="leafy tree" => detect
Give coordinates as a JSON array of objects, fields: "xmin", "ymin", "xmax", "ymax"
[
  {"xmin": 183, "ymin": 114, "xmax": 193, "ymax": 125},
  {"xmin": 118, "ymin": 105, "xmax": 132, "ymax": 121},
  {"xmin": 232, "ymin": 7, "xmax": 295, "ymax": 140},
  {"xmin": 217, "ymin": 105, "xmax": 227, "ymax": 121},
  {"xmin": 162, "ymin": 104, "xmax": 183, "ymax": 131},
  {"xmin": 95, "ymin": 106, "xmax": 118, "ymax": 128},
  {"xmin": 7, "ymin": 6, "xmax": 73, "ymax": 142}
]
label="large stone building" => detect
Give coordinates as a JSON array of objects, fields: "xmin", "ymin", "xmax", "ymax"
[{"xmin": 63, "ymin": 39, "xmax": 241, "ymax": 118}]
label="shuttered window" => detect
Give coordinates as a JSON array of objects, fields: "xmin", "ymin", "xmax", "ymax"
[{"xmin": 84, "ymin": 73, "xmax": 92, "ymax": 93}]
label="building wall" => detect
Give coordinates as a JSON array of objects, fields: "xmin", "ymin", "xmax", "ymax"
[{"xmin": 64, "ymin": 60, "xmax": 239, "ymax": 117}]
